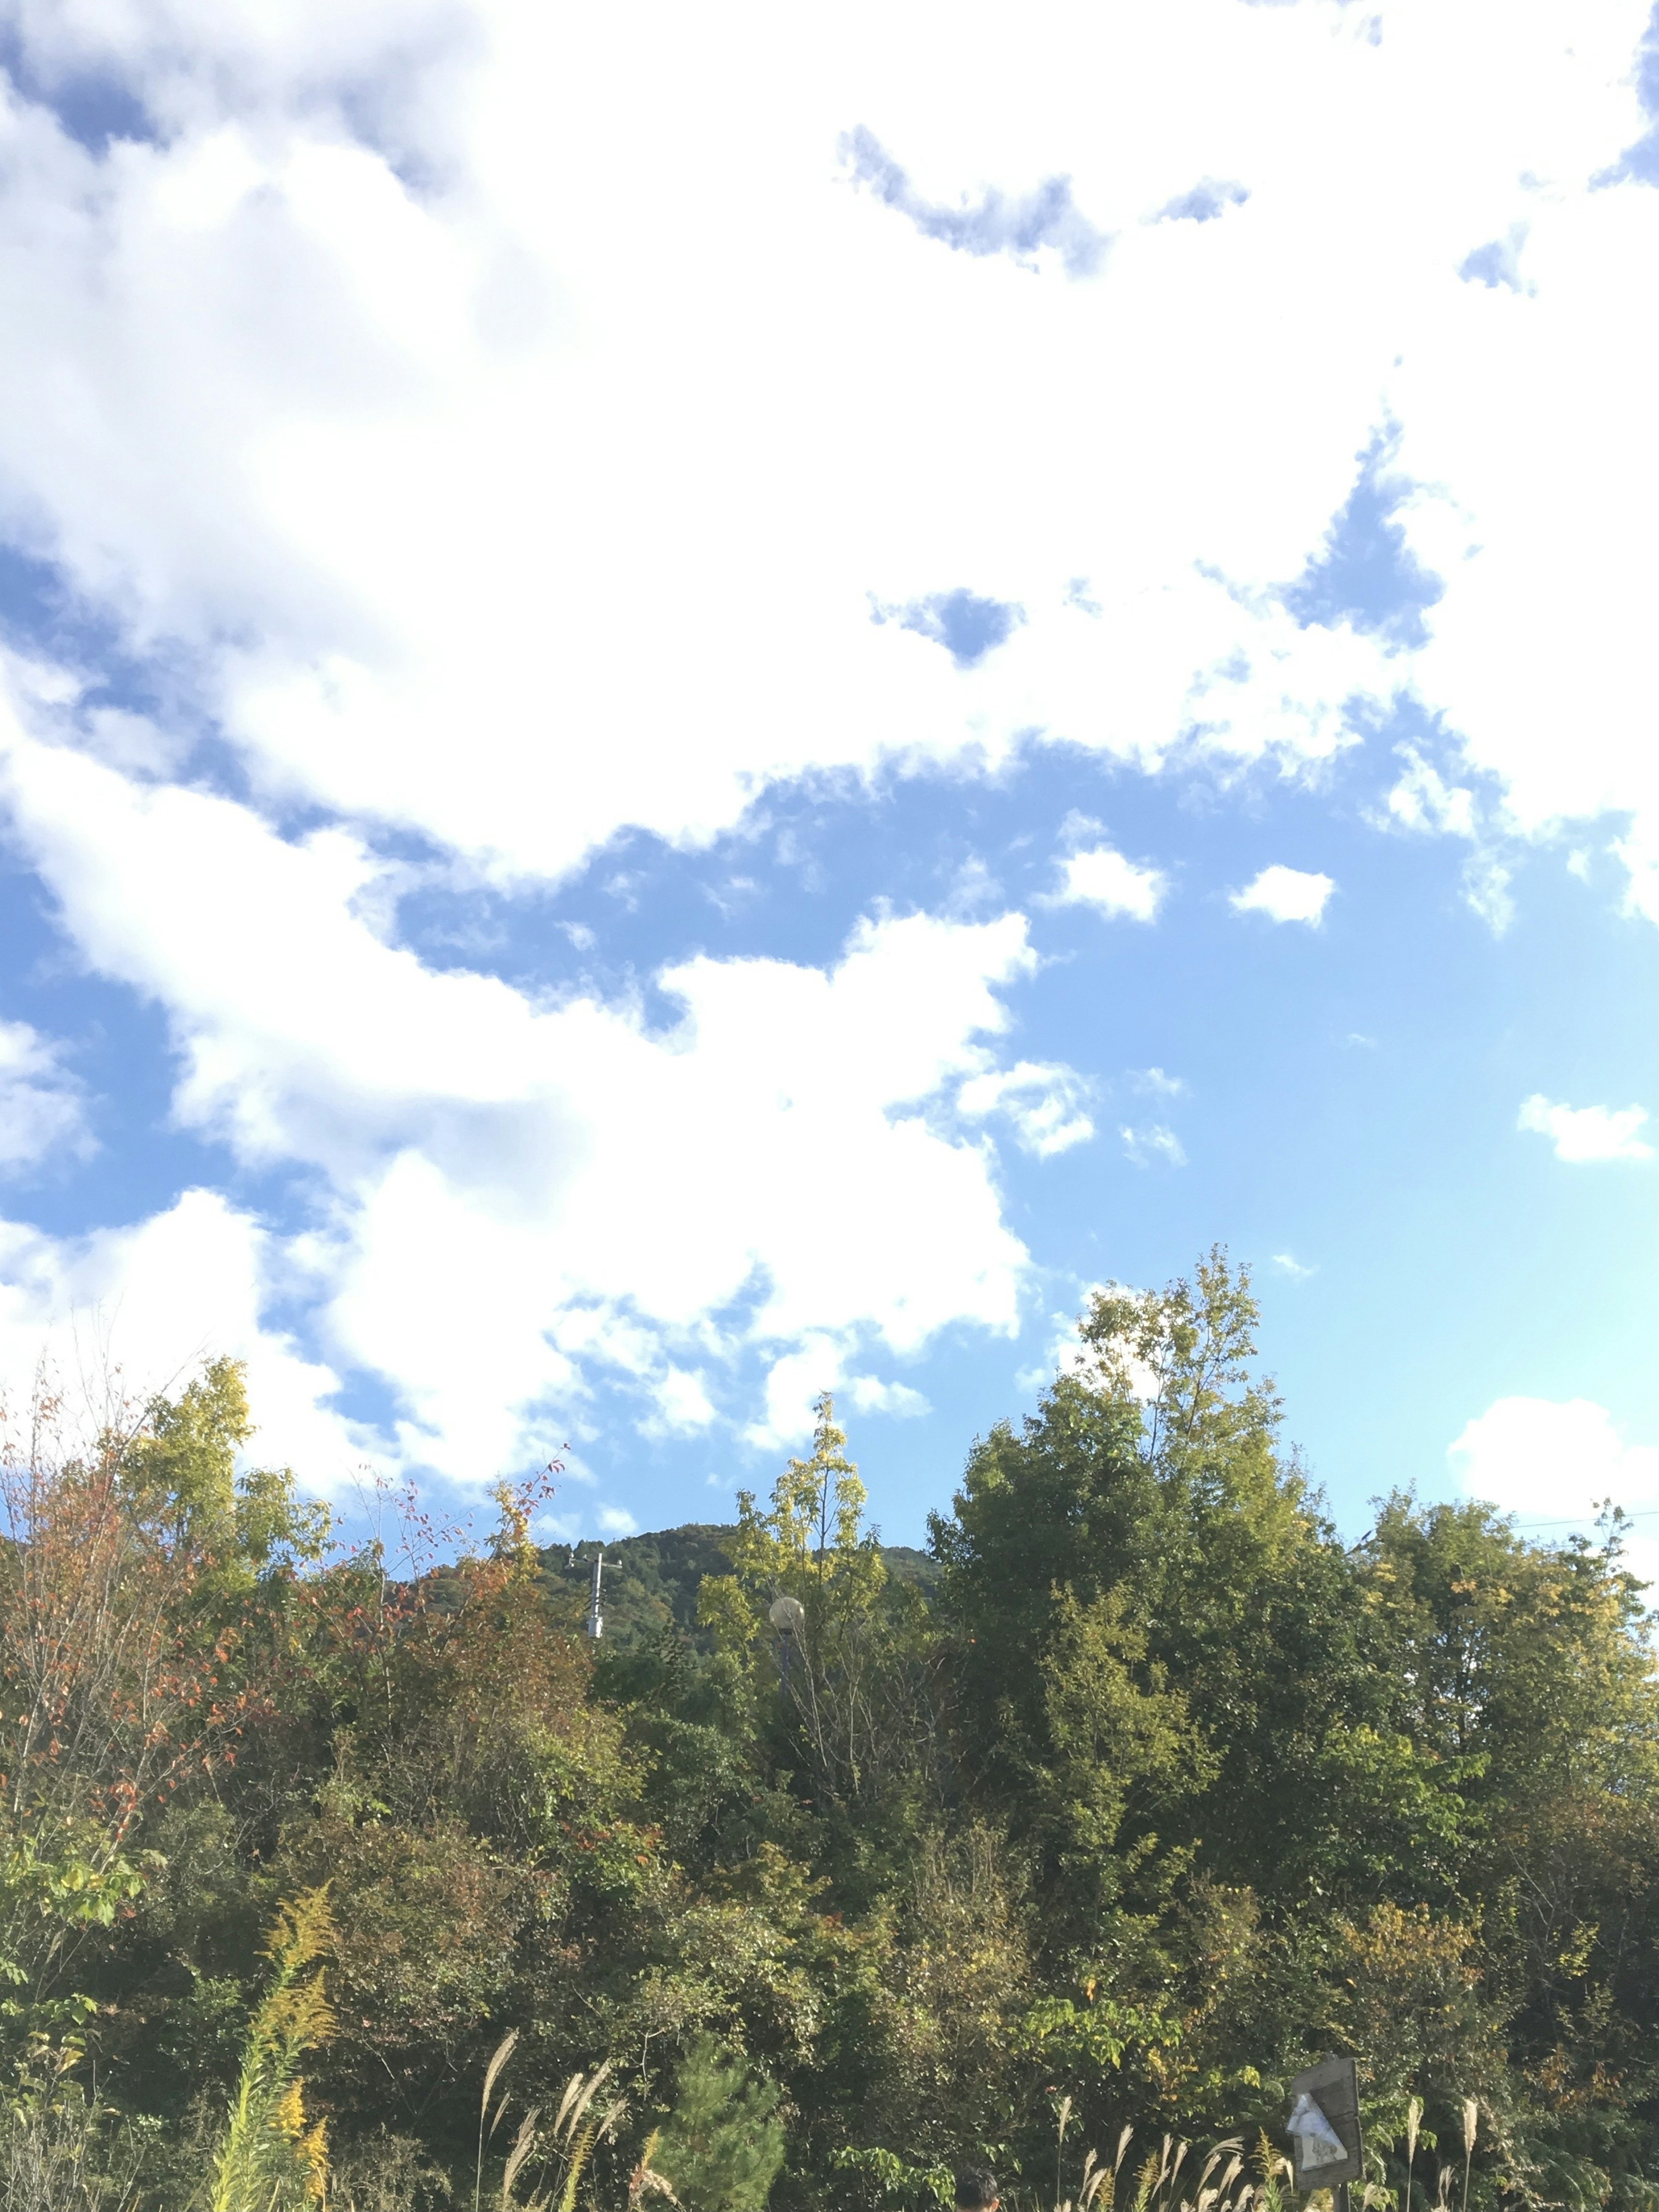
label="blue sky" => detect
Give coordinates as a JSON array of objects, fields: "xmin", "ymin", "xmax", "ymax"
[{"xmin": 0, "ymin": 0, "xmax": 1653, "ymax": 1569}]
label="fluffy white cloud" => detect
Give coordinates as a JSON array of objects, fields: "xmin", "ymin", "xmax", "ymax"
[
  {"xmin": 0, "ymin": 0, "xmax": 1645, "ymax": 897},
  {"xmin": 0, "ymin": 1187, "xmax": 356, "ymax": 1482},
  {"xmin": 1392, "ymin": 164, "xmax": 1658, "ymax": 873},
  {"xmin": 0, "ymin": 0, "xmax": 1653, "ymax": 1484},
  {"xmin": 1230, "ymin": 865, "xmax": 1335, "ymax": 926},
  {"xmin": 742, "ymin": 1336, "xmax": 928, "ymax": 1450},
  {"xmin": 847, "ymin": 1374, "xmax": 930, "ymax": 1420},
  {"xmin": 1517, "ymin": 1094, "xmax": 1654, "ymax": 1163},
  {"xmin": 1052, "ymin": 847, "xmax": 1168, "ymax": 924},
  {"xmin": 649, "ymin": 1367, "xmax": 718, "ymax": 1435},
  {"xmin": 0, "ymin": 678, "xmax": 1050, "ymax": 1473},
  {"xmin": 1450, "ymin": 1397, "xmax": 1659, "ymax": 1589},
  {"xmin": 0, "ymin": 1019, "xmax": 90, "ymax": 1171}
]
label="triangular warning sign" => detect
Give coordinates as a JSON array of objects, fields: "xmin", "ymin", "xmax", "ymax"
[{"xmin": 1287, "ymin": 2093, "xmax": 1348, "ymax": 2169}]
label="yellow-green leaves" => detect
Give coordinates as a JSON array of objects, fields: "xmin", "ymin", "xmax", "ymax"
[{"xmin": 210, "ymin": 1886, "xmax": 337, "ymax": 2212}]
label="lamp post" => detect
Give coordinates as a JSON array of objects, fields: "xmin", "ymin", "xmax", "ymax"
[{"xmin": 768, "ymin": 1593, "xmax": 805, "ymax": 1685}]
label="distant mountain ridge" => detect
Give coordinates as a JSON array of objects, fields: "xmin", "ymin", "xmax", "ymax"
[{"xmin": 536, "ymin": 1522, "xmax": 939, "ymax": 1647}]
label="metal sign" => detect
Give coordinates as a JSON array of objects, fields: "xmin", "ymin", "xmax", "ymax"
[{"xmin": 1286, "ymin": 2055, "xmax": 1363, "ymax": 2191}]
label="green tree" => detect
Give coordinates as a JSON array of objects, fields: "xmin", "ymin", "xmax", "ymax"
[
  {"xmin": 654, "ymin": 2034, "xmax": 785, "ymax": 2212},
  {"xmin": 700, "ymin": 1396, "xmax": 941, "ymax": 1831},
  {"xmin": 931, "ymin": 1251, "xmax": 1363, "ymax": 1913}
]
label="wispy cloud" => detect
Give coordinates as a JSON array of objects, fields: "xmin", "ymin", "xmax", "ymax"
[
  {"xmin": 1120, "ymin": 1123, "xmax": 1186, "ymax": 1169},
  {"xmin": 1230, "ymin": 864, "xmax": 1335, "ymax": 926},
  {"xmin": 1379, "ymin": 751, "xmax": 1517, "ymax": 935},
  {"xmin": 1518, "ymin": 1095, "xmax": 1654, "ymax": 1163},
  {"xmin": 840, "ymin": 125, "xmax": 1109, "ymax": 276},
  {"xmin": 1271, "ymin": 1252, "xmax": 1316, "ymax": 1281},
  {"xmin": 0, "ymin": 1019, "xmax": 92, "ymax": 1173},
  {"xmin": 958, "ymin": 1060, "xmax": 1095, "ymax": 1158}
]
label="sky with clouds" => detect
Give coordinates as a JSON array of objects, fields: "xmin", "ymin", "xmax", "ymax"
[{"xmin": 0, "ymin": 0, "xmax": 1653, "ymax": 1571}]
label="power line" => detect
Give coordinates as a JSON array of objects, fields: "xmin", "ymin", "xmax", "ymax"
[{"xmin": 1511, "ymin": 1505, "xmax": 1659, "ymax": 1529}]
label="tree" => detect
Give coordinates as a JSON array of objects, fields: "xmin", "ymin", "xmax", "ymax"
[
  {"xmin": 653, "ymin": 2034, "xmax": 785, "ymax": 2212},
  {"xmin": 699, "ymin": 1396, "xmax": 941, "ymax": 1831},
  {"xmin": 0, "ymin": 1360, "xmax": 324, "ymax": 2022},
  {"xmin": 931, "ymin": 1251, "xmax": 1362, "ymax": 1911}
]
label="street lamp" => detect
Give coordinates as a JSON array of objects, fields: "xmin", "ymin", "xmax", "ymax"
[{"xmin": 768, "ymin": 1593, "xmax": 805, "ymax": 1685}]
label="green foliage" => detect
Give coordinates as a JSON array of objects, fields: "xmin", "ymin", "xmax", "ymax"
[
  {"xmin": 828, "ymin": 2143, "xmax": 954, "ymax": 2211},
  {"xmin": 654, "ymin": 2034, "xmax": 785, "ymax": 2212},
  {"xmin": 0, "ymin": 1268, "xmax": 1654, "ymax": 2212}
]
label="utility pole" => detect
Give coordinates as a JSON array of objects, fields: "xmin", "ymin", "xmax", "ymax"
[{"xmin": 584, "ymin": 1549, "xmax": 604, "ymax": 1640}]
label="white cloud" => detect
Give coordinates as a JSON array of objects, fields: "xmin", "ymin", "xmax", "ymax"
[
  {"xmin": 1230, "ymin": 864, "xmax": 1335, "ymax": 926},
  {"xmin": 957, "ymin": 1059, "xmax": 1095, "ymax": 1156},
  {"xmin": 846, "ymin": 1374, "xmax": 931, "ymax": 1420},
  {"xmin": 1379, "ymin": 748, "xmax": 1521, "ymax": 933},
  {"xmin": 0, "ymin": 0, "xmax": 1450, "ymax": 896},
  {"xmin": 1270, "ymin": 1252, "xmax": 1316, "ymax": 1281},
  {"xmin": 1131, "ymin": 1067, "xmax": 1186, "ymax": 1098},
  {"xmin": 1119, "ymin": 1123, "xmax": 1186, "ymax": 1168},
  {"xmin": 1016, "ymin": 1304, "xmax": 1096, "ymax": 1396},
  {"xmin": 0, "ymin": 0, "xmax": 1642, "ymax": 908},
  {"xmin": 596, "ymin": 1504, "xmax": 639, "ymax": 1537},
  {"xmin": 1460, "ymin": 849, "xmax": 1516, "ymax": 936},
  {"xmin": 1052, "ymin": 846, "xmax": 1168, "ymax": 923},
  {"xmin": 1391, "ymin": 168, "xmax": 1658, "ymax": 883},
  {"xmin": 1017, "ymin": 1285, "xmax": 1163, "ymax": 1400},
  {"xmin": 743, "ymin": 1333, "xmax": 931, "ymax": 1450},
  {"xmin": 1616, "ymin": 817, "xmax": 1659, "ymax": 925},
  {"xmin": 651, "ymin": 1367, "xmax": 717, "ymax": 1434},
  {"xmin": 0, "ymin": 1019, "xmax": 91, "ymax": 1172},
  {"xmin": 0, "ymin": 685, "xmax": 1046, "ymax": 1474},
  {"xmin": 0, "ymin": 0, "xmax": 1653, "ymax": 1486},
  {"xmin": 1450, "ymin": 1397, "xmax": 1659, "ymax": 1587},
  {"xmin": 0, "ymin": 1187, "xmax": 359, "ymax": 1485},
  {"xmin": 1517, "ymin": 1094, "xmax": 1654, "ymax": 1163},
  {"xmin": 1384, "ymin": 746, "xmax": 1478, "ymax": 840}
]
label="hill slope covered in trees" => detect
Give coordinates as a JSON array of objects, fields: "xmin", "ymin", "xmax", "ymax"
[{"xmin": 1, "ymin": 1255, "xmax": 1654, "ymax": 2212}]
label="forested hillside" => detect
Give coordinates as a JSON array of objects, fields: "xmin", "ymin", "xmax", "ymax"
[{"xmin": 2, "ymin": 1256, "xmax": 1654, "ymax": 2212}]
